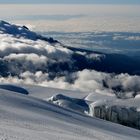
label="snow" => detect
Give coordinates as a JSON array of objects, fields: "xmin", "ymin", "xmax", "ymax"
[
  {"xmin": 23, "ymin": 84, "xmax": 87, "ymax": 99},
  {"xmin": 0, "ymin": 84, "xmax": 140, "ymax": 140},
  {"xmin": 0, "ymin": 20, "xmax": 38, "ymax": 40}
]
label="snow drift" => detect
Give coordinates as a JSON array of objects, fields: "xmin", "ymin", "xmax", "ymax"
[
  {"xmin": 47, "ymin": 94, "xmax": 89, "ymax": 113},
  {"xmin": 0, "ymin": 84, "xmax": 29, "ymax": 95}
]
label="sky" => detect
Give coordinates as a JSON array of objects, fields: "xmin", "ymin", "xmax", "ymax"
[{"xmin": 0, "ymin": 0, "xmax": 139, "ymax": 4}]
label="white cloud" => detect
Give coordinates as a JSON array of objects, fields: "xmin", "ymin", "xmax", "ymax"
[
  {"xmin": 1, "ymin": 69, "xmax": 140, "ymax": 99},
  {"xmin": 113, "ymin": 35, "xmax": 140, "ymax": 41},
  {"xmin": 4, "ymin": 53, "xmax": 48, "ymax": 66},
  {"xmin": 86, "ymin": 53, "xmax": 105, "ymax": 61},
  {"xmin": 0, "ymin": 31, "xmax": 72, "ymax": 61}
]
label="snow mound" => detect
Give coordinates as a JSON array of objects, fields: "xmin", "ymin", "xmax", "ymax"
[
  {"xmin": 0, "ymin": 84, "xmax": 29, "ymax": 95},
  {"xmin": 47, "ymin": 94, "xmax": 89, "ymax": 113}
]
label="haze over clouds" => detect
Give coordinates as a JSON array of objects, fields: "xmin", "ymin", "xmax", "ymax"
[
  {"xmin": 0, "ymin": 4, "xmax": 140, "ymax": 32},
  {"xmin": 0, "ymin": 0, "xmax": 139, "ymax": 4}
]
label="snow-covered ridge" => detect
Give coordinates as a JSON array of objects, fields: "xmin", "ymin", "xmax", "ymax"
[{"xmin": 0, "ymin": 20, "xmax": 58, "ymax": 43}]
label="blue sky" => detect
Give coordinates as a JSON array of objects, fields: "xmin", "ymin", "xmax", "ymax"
[{"xmin": 0, "ymin": 0, "xmax": 139, "ymax": 4}]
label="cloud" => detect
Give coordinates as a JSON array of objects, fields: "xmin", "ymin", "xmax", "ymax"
[
  {"xmin": 57, "ymin": 32, "xmax": 140, "ymax": 55},
  {"xmin": 72, "ymin": 69, "xmax": 107, "ymax": 91},
  {"xmin": 11, "ymin": 15, "xmax": 85, "ymax": 21},
  {"xmin": 0, "ymin": 33, "xmax": 72, "ymax": 59},
  {"xmin": 107, "ymin": 73, "xmax": 140, "ymax": 92},
  {"xmin": 4, "ymin": 53, "xmax": 48, "ymax": 68},
  {"xmin": 0, "ymin": 22, "xmax": 75, "ymax": 79},
  {"xmin": 1, "ymin": 69, "xmax": 140, "ymax": 99},
  {"xmin": 19, "ymin": 16, "xmax": 140, "ymax": 33},
  {"xmin": 86, "ymin": 53, "xmax": 105, "ymax": 61},
  {"xmin": 113, "ymin": 35, "xmax": 140, "ymax": 41}
]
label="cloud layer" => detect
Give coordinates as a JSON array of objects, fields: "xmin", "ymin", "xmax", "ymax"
[
  {"xmin": 47, "ymin": 32, "xmax": 140, "ymax": 56},
  {"xmin": 0, "ymin": 5, "xmax": 140, "ymax": 32},
  {"xmin": 0, "ymin": 21, "xmax": 140, "ymax": 99},
  {"xmin": 1, "ymin": 69, "xmax": 140, "ymax": 99}
]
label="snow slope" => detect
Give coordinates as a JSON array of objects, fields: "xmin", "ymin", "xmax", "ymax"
[
  {"xmin": 0, "ymin": 84, "xmax": 140, "ymax": 140},
  {"xmin": 24, "ymin": 84, "xmax": 140, "ymax": 130},
  {"xmin": 47, "ymin": 88, "xmax": 140, "ymax": 130}
]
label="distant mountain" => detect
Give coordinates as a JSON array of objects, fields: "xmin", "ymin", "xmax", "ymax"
[{"xmin": 0, "ymin": 20, "xmax": 59, "ymax": 43}]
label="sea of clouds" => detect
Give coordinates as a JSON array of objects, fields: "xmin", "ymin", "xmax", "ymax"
[
  {"xmin": 0, "ymin": 21, "xmax": 140, "ymax": 99},
  {"xmin": 45, "ymin": 32, "xmax": 140, "ymax": 56}
]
